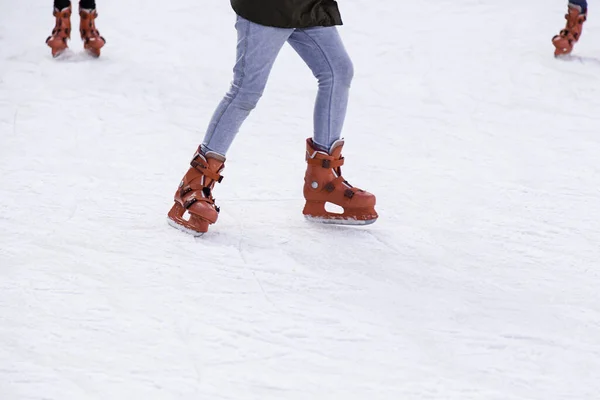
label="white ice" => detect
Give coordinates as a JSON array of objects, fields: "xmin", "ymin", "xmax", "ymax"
[{"xmin": 1, "ymin": 0, "xmax": 600, "ymax": 399}]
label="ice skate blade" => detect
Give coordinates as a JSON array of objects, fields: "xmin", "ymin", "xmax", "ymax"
[
  {"xmin": 48, "ymin": 44, "xmax": 69, "ymax": 58},
  {"xmin": 167, "ymin": 217, "xmax": 205, "ymax": 237},
  {"xmin": 554, "ymin": 52, "xmax": 573, "ymax": 59},
  {"xmin": 84, "ymin": 48, "xmax": 101, "ymax": 58},
  {"xmin": 304, "ymin": 215, "xmax": 377, "ymax": 226},
  {"xmin": 83, "ymin": 37, "xmax": 105, "ymax": 58}
]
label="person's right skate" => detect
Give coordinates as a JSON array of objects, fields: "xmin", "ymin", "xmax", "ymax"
[
  {"xmin": 167, "ymin": 151, "xmax": 225, "ymax": 236},
  {"xmin": 552, "ymin": 2, "xmax": 587, "ymax": 56},
  {"xmin": 46, "ymin": 5, "xmax": 72, "ymax": 57}
]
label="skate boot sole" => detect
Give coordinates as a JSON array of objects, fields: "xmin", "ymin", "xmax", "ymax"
[
  {"xmin": 304, "ymin": 215, "xmax": 378, "ymax": 226},
  {"xmin": 52, "ymin": 49, "xmax": 68, "ymax": 58},
  {"xmin": 47, "ymin": 38, "xmax": 69, "ymax": 58},
  {"xmin": 83, "ymin": 38, "xmax": 105, "ymax": 58},
  {"xmin": 303, "ymin": 200, "xmax": 378, "ymax": 226},
  {"xmin": 166, "ymin": 217, "xmax": 205, "ymax": 237},
  {"xmin": 552, "ymin": 38, "xmax": 573, "ymax": 57},
  {"xmin": 167, "ymin": 202, "xmax": 211, "ymax": 237}
]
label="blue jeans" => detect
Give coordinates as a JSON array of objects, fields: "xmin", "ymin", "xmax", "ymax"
[{"xmin": 201, "ymin": 16, "xmax": 354, "ymax": 156}]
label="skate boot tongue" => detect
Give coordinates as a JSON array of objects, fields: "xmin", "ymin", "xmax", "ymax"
[
  {"xmin": 568, "ymin": 3, "xmax": 583, "ymax": 13},
  {"xmin": 204, "ymin": 151, "xmax": 226, "ymax": 173},
  {"xmin": 328, "ymin": 139, "xmax": 345, "ymax": 158}
]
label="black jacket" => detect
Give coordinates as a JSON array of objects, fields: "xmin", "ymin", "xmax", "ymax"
[{"xmin": 230, "ymin": 0, "xmax": 343, "ymax": 29}]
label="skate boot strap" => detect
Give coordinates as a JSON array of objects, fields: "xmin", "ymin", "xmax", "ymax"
[
  {"xmin": 564, "ymin": 14, "xmax": 587, "ymax": 24},
  {"xmin": 181, "ymin": 187, "xmax": 219, "ymax": 209},
  {"xmin": 307, "ymin": 157, "xmax": 345, "ymax": 169},
  {"xmin": 180, "ymin": 182, "xmax": 214, "ymax": 196},
  {"xmin": 190, "ymin": 157, "xmax": 224, "ymax": 183},
  {"xmin": 559, "ymin": 28, "xmax": 581, "ymax": 38},
  {"xmin": 322, "ymin": 176, "xmax": 360, "ymax": 198},
  {"xmin": 183, "ymin": 195, "xmax": 220, "ymax": 212},
  {"xmin": 565, "ymin": 7, "xmax": 587, "ymax": 23}
]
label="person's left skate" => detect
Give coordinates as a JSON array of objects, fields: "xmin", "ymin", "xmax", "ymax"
[
  {"xmin": 552, "ymin": 3, "xmax": 587, "ymax": 56},
  {"xmin": 303, "ymin": 138, "xmax": 378, "ymax": 225},
  {"xmin": 79, "ymin": 7, "xmax": 105, "ymax": 57}
]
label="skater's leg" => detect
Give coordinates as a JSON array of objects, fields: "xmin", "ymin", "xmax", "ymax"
[
  {"xmin": 287, "ymin": 26, "xmax": 353, "ymax": 151},
  {"xmin": 287, "ymin": 28, "xmax": 375, "ymax": 224},
  {"xmin": 169, "ymin": 17, "xmax": 293, "ymax": 235},
  {"xmin": 201, "ymin": 16, "xmax": 293, "ymax": 156}
]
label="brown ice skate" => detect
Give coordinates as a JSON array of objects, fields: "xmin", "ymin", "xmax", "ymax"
[
  {"xmin": 303, "ymin": 138, "xmax": 378, "ymax": 225},
  {"xmin": 552, "ymin": 4, "xmax": 587, "ymax": 57},
  {"xmin": 79, "ymin": 8, "xmax": 105, "ymax": 57},
  {"xmin": 46, "ymin": 6, "xmax": 72, "ymax": 57},
  {"xmin": 167, "ymin": 151, "xmax": 225, "ymax": 236}
]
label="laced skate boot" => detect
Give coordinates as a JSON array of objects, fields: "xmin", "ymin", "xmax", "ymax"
[
  {"xmin": 303, "ymin": 138, "xmax": 378, "ymax": 225},
  {"xmin": 79, "ymin": 7, "xmax": 105, "ymax": 57},
  {"xmin": 552, "ymin": 3, "xmax": 587, "ymax": 56},
  {"xmin": 46, "ymin": 6, "xmax": 72, "ymax": 57},
  {"xmin": 167, "ymin": 151, "xmax": 225, "ymax": 236}
]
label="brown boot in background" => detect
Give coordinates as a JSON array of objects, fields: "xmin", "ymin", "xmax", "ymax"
[
  {"xmin": 46, "ymin": 6, "xmax": 72, "ymax": 57},
  {"xmin": 552, "ymin": 4, "xmax": 587, "ymax": 57},
  {"xmin": 167, "ymin": 151, "xmax": 225, "ymax": 236},
  {"xmin": 303, "ymin": 138, "xmax": 378, "ymax": 225},
  {"xmin": 79, "ymin": 7, "xmax": 106, "ymax": 57}
]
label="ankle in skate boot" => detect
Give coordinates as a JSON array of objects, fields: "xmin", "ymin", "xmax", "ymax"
[
  {"xmin": 303, "ymin": 138, "xmax": 378, "ymax": 225},
  {"xmin": 46, "ymin": 6, "xmax": 72, "ymax": 57},
  {"xmin": 79, "ymin": 7, "xmax": 105, "ymax": 57},
  {"xmin": 552, "ymin": 3, "xmax": 587, "ymax": 57},
  {"xmin": 167, "ymin": 151, "xmax": 225, "ymax": 236}
]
